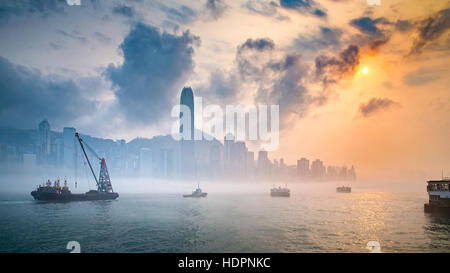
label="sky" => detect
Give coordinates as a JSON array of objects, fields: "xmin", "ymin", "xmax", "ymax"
[{"xmin": 0, "ymin": 0, "xmax": 449, "ymax": 182}]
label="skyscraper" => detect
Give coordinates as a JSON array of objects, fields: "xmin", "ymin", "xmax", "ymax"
[
  {"xmin": 311, "ymin": 159, "xmax": 326, "ymax": 179},
  {"xmin": 297, "ymin": 158, "xmax": 310, "ymax": 177},
  {"xmin": 63, "ymin": 127, "xmax": 77, "ymax": 170},
  {"xmin": 179, "ymin": 87, "xmax": 195, "ymax": 140},
  {"xmin": 38, "ymin": 119, "xmax": 50, "ymax": 164},
  {"xmin": 179, "ymin": 87, "xmax": 195, "ymax": 178}
]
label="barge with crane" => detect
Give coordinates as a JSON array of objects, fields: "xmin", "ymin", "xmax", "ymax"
[{"xmin": 31, "ymin": 132, "xmax": 119, "ymax": 202}]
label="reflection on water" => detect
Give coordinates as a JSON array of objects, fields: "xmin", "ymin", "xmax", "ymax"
[{"xmin": 0, "ymin": 189, "xmax": 448, "ymax": 253}]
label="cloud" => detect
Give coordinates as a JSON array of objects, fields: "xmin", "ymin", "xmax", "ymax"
[
  {"xmin": 205, "ymin": 0, "xmax": 228, "ymax": 20},
  {"xmin": 314, "ymin": 44, "xmax": 360, "ymax": 84},
  {"xmin": 358, "ymin": 97, "xmax": 398, "ymax": 118},
  {"xmin": 236, "ymin": 38, "xmax": 326, "ymax": 127},
  {"xmin": 293, "ymin": 26, "xmax": 343, "ymax": 52},
  {"xmin": 0, "ymin": 56, "xmax": 96, "ymax": 129},
  {"xmin": 159, "ymin": 4, "xmax": 198, "ymax": 24},
  {"xmin": 255, "ymin": 53, "xmax": 322, "ymax": 124},
  {"xmin": 112, "ymin": 4, "xmax": 135, "ymax": 18},
  {"xmin": 93, "ymin": 31, "xmax": 112, "ymax": 44},
  {"xmin": 197, "ymin": 69, "xmax": 240, "ymax": 104},
  {"xmin": 244, "ymin": 1, "xmax": 289, "ymax": 21},
  {"xmin": 349, "ymin": 17, "xmax": 391, "ymax": 39},
  {"xmin": 279, "ymin": 0, "xmax": 327, "ymax": 18},
  {"xmin": 0, "ymin": 0, "xmax": 66, "ymax": 23},
  {"xmin": 236, "ymin": 38, "xmax": 276, "ymax": 81},
  {"xmin": 56, "ymin": 29, "xmax": 87, "ymax": 43},
  {"xmin": 104, "ymin": 23, "xmax": 200, "ymax": 127},
  {"xmin": 402, "ymin": 68, "xmax": 440, "ymax": 86},
  {"xmin": 409, "ymin": 8, "xmax": 450, "ymax": 55},
  {"xmin": 238, "ymin": 38, "xmax": 275, "ymax": 52}
]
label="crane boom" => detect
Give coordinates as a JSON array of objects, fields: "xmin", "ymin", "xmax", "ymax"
[
  {"xmin": 75, "ymin": 132, "xmax": 100, "ymax": 187},
  {"xmin": 75, "ymin": 132, "xmax": 114, "ymax": 193}
]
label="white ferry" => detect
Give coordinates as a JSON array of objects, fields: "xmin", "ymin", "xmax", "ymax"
[{"xmin": 424, "ymin": 178, "xmax": 450, "ymax": 215}]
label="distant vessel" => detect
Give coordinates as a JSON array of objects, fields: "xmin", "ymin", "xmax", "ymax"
[
  {"xmin": 31, "ymin": 132, "xmax": 119, "ymax": 202},
  {"xmin": 183, "ymin": 185, "xmax": 207, "ymax": 198},
  {"xmin": 336, "ymin": 186, "xmax": 351, "ymax": 193},
  {"xmin": 424, "ymin": 178, "xmax": 450, "ymax": 215},
  {"xmin": 270, "ymin": 186, "xmax": 290, "ymax": 197}
]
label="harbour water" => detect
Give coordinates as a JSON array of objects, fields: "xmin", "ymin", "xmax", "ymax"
[{"xmin": 0, "ymin": 184, "xmax": 449, "ymax": 253}]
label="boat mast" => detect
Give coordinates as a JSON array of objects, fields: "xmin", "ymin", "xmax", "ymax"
[{"xmin": 75, "ymin": 132, "xmax": 100, "ymax": 188}]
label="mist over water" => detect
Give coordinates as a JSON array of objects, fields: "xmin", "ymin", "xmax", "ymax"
[{"xmin": 0, "ymin": 174, "xmax": 448, "ymax": 253}]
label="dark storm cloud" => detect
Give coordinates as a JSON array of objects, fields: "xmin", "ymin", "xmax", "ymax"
[
  {"xmin": 205, "ymin": 0, "xmax": 228, "ymax": 20},
  {"xmin": 236, "ymin": 38, "xmax": 326, "ymax": 127},
  {"xmin": 105, "ymin": 23, "xmax": 199, "ymax": 126},
  {"xmin": 279, "ymin": 0, "xmax": 326, "ymax": 18},
  {"xmin": 293, "ymin": 26, "xmax": 343, "ymax": 52},
  {"xmin": 197, "ymin": 69, "xmax": 240, "ymax": 104},
  {"xmin": 112, "ymin": 4, "xmax": 135, "ymax": 18},
  {"xmin": 409, "ymin": 8, "xmax": 450, "ymax": 55},
  {"xmin": 349, "ymin": 17, "xmax": 390, "ymax": 38},
  {"xmin": 395, "ymin": 20, "xmax": 413, "ymax": 32},
  {"xmin": 255, "ymin": 54, "xmax": 321, "ymax": 122},
  {"xmin": 236, "ymin": 38, "xmax": 276, "ymax": 80},
  {"xmin": 315, "ymin": 44, "xmax": 360, "ymax": 83},
  {"xmin": 0, "ymin": 56, "xmax": 96, "ymax": 129},
  {"xmin": 244, "ymin": 1, "xmax": 289, "ymax": 21},
  {"xmin": 238, "ymin": 38, "xmax": 275, "ymax": 52},
  {"xmin": 358, "ymin": 97, "xmax": 398, "ymax": 118}
]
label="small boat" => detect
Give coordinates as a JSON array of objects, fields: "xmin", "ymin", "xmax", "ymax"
[
  {"xmin": 270, "ymin": 185, "xmax": 290, "ymax": 197},
  {"xmin": 336, "ymin": 186, "xmax": 351, "ymax": 193},
  {"xmin": 424, "ymin": 178, "xmax": 450, "ymax": 215},
  {"xmin": 183, "ymin": 185, "xmax": 207, "ymax": 198}
]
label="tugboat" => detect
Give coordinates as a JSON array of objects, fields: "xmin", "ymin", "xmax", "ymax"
[
  {"xmin": 31, "ymin": 132, "xmax": 119, "ymax": 202},
  {"xmin": 183, "ymin": 184, "xmax": 207, "ymax": 198},
  {"xmin": 270, "ymin": 185, "xmax": 290, "ymax": 197},
  {"xmin": 336, "ymin": 186, "xmax": 351, "ymax": 193},
  {"xmin": 424, "ymin": 177, "xmax": 450, "ymax": 215}
]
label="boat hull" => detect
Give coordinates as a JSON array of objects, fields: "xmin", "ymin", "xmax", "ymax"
[
  {"xmin": 183, "ymin": 193, "xmax": 207, "ymax": 198},
  {"xmin": 31, "ymin": 190, "xmax": 119, "ymax": 202},
  {"xmin": 270, "ymin": 192, "xmax": 290, "ymax": 197},
  {"xmin": 424, "ymin": 203, "xmax": 450, "ymax": 216}
]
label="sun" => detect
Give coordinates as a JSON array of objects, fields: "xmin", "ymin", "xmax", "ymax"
[{"xmin": 362, "ymin": 67, "xmax": 369, "ymax": 74}]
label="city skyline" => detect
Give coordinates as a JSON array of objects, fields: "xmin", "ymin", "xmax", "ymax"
[
  {"xmin": 0, "ymin": 86, "xmax": 356, "ymax": 183},
  {"xmin": 0, "ymin": 0, "xmax": 448, "ymax": 181}
]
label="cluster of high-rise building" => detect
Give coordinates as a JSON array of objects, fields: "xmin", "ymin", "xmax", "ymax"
[
  {"xmin": 296, "ymin": 158, "xmax": 356, "ymax": 181},
  {"xmin": 0, "ymin": 87, "xmax": 356, "ymax": 182}
]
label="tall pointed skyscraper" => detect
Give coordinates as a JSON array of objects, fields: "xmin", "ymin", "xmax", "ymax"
[
  {"xmin": 179, "ymin": 87, "xmax": 195, "ymax": 140},
  {"xmin": 179, "ymin": 87, "xmax": 195, "ymax": 179}
]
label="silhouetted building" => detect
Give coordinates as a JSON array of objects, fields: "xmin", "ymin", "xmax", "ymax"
[
  {"xmin": 63, "ymin": 127, "xmax": 77, "ymax": 169},
  {"xmin": 38, "ymin": 119, "xmax": 50, "ymax": 164},
  {"xmin": 258, "ymin": 149, "xmax": 271, "ymax": 177},
  {"xmin": 139, "ymin": 148, "xmax": 152, "ymax": 177},
  {"xmin": 297, "ymin": 158, "xmax": 310, "ymax": 177},
  {"xmin": 348, "ymin": 165, "xmax": 357, "ymax": 180},
  {"xmin": 179, "ymin": 87, "xmax": 195, "ymax": 179},
  {"xmin": 311, "ymin": 159, "xmax": 325, "ymax": 179},
  {"xmin": 179, "ymin": 87, "xmax": 195, "ymax": 140}
]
